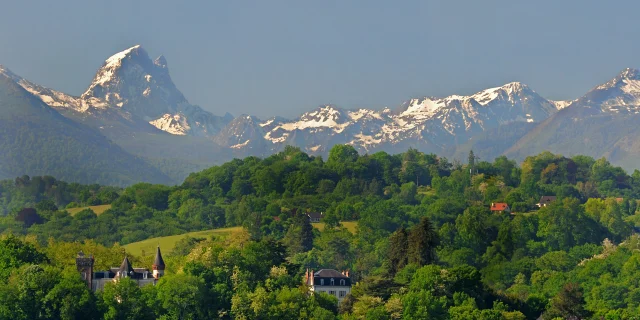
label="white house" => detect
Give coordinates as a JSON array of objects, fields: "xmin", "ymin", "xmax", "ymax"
[{"xmin": 305, "ymin": 269, "xmax": 352, "ymax": 303}]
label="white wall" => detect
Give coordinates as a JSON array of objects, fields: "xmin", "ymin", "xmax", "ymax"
[{"xmin": 311, "ymin": 285, "xmax": 351, "ymax": 301}]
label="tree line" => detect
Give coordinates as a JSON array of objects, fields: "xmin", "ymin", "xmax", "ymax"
[{"xmin": 1, "ymin": 145, "xmax": 640, "ymax": 318}]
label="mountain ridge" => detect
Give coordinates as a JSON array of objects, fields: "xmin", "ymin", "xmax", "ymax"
[{"xmin": 3, "ymin": 45, "xmax": 640, "ymax": 184}]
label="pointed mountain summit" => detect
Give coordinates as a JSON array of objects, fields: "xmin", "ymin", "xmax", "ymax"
[
  {"xmin": 16, "ymin": 45, "xmax": 231, "ymax": 138},
  {"xmin": 569, "ymin": 67, "xmax": 640, "ymax": 114},
  {"xmin": 0, "ymin": 69, "xmax": 171, "ymax": 185},
  {"xmin": 154, "ymin": 55, "xmax": 168, "ymax": 69},
  {"xmin": 504, "ymin": 67, "xmax": 640, "ymax": 170}
]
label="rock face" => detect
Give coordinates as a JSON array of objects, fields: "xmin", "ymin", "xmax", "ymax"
[
  {"xmin": 13, "ymin": 45, "xmax": 231, "ymax": 138},
  {"xmin": 0, "ymin": 66, "xmax": 173, "ymax": 186},
  {"xmin": 6, "ymin": 44, "xmax": 640, "ymax": 181},
  {"xmin": 504, "ymin": 68, "xmax": 640, "ymax": 170},
  {"xmin": 216, "ymin": 83, "xmax": 562, "ymax": 157}
]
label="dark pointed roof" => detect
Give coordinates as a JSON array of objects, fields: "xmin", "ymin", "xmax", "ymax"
[
  {"xmin": 153, "ymin": 246, "xmax": 165, "ymax": 267},
  {"xmin": 119, "ymin": 256, "xmax": 134, "ymax": 276}
]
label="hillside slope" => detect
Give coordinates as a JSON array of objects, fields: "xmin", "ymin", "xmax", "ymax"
[
  {"xmin": 505, "ymin": 69, "xmax": 640, "ymax": 170},
  {"xmin": 0, "ymin": 68, "xmax": 172, "ymax": 186}
]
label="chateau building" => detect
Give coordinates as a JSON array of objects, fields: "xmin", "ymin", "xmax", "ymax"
[
  {"xmin": 76, "ymin": 246, "xmax": 165, "ymax": 291},
  {"xmin": 305, "ymin": 269, "xmax": 352, "ymax": 303}
]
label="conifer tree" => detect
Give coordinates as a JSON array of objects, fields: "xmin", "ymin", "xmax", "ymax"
[
  {"xmin": 408, "ymin": 217, "xmax": 439, "ymax": 266},
  {"xmin": 283, "ymin": 209, "xmax": 314, "ymax": 255},
  {"xmin": 388, "ymin": 227, "xmax": 409, "ymax": 275},
  {"xmin": 468, "ymin": 150, "xmax": 476, "ymax": 175}
]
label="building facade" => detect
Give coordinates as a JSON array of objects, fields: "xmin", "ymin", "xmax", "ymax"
[
  {"xmin": 76, "ymin": 246, "xmax": 165, "ymax": 291},
  {"xmin": 305, "ymin": 269, "xmax": 351, "ymax": 302}
]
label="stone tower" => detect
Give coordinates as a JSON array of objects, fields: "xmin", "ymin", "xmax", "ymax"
[
  {"xmin": 152, "ymin": 246, "xmax": 165, "ymax": 279},
  {"xmin": 76, "ymin": 251, "xmax": 94, "ymax": 289}
]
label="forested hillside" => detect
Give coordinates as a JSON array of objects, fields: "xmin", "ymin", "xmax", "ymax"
[
  {"xmin": 0, "ymin": 72, "xmax": 173, "ymax": 186},
  {"xmin": 2, "ymin": 146, "xmax": 640, "ymax": 319}
]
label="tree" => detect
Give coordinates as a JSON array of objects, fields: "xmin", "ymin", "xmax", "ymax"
[
  {"xmin": 101, "ymin": 278, "xmax": 153, "ymax": 320},
  {"xmin": 543, "ymin": 283, "xmax": 590, "ymax": 320},
  {"xmin": 407, "ymin": 217, "xmax": 439, "ymax": 266},
  {"xmin": 1, "ymin": 264, "xmax": 58, "ymax": 320},
  {"xmin": 35, "ymin": 199, "xmax": 58, "ymax": 213},
  {"xmin": 156, "ymin": 274, "xmax": 208, "ymax": 320},
  {"xmin": 15, "ymin": 208, "xmax": 44, "ymax": 227},
  {"xmin": 282, "ymin": 210, "xmax": 314, "ymax": 255},
  {"xmin": 43, "ymin": 270, "xmax": 99, "ymax": 320},
  {"xmin": 468, "ymin": 150, "xmax": 476, "ymax": 176},
  {"xmin": 387, "ymin": 227, "xmax": 409, "ymax": 275},
  {"xmin": 0, "ymin": 235, "xmax": 48, "ymax": 280}
]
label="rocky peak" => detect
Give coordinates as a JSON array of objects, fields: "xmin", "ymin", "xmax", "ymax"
[
  {"xmin": 618, "ymin": 67, "xmax": 640, "ymax": 80},
  {"xmin": 154, "ymin": 55, "xmax": 168, "ymax": 69}
]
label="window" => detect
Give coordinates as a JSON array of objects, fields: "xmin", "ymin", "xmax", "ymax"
[
  {"xmin": 339, "ymin": 291, "xmax": 346, "ymax": 298},
  {"xmin": 329, "ymin": 291, "xmax": 336, "ymax": 296},
  {"xmin": 320, "ymin": 279, "xmax": 324, "ymax": 285},
  {"xmin": 340, "ymin": 279, "xmax": 345, "ymax": 286},
  {"xmin": 330, "ymin": 278, "xmax": 335, "ymax": 286}
]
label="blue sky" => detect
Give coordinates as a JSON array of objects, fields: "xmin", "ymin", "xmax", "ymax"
[{"xmin": 1, "ymin": 0, "xmax": 638, "ymax": 118}]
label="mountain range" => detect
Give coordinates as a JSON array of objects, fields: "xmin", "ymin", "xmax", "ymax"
[{"xmin": 1, "ymin": 44, "xmax": 640, "ymax": 185}]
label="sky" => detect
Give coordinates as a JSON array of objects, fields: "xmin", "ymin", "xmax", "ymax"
[{"xmin": 1, "ymin": 0, "xmax": 639, "ymax": 118}]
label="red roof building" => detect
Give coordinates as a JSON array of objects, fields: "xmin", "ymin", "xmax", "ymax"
[{"xmin": 490, "ymin": 202, "xmax": 511, "ymax": 213}]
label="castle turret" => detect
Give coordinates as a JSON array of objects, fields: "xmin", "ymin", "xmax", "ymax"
[
  {"xmin": 118, "ymin": 256, "xmax": 134, "ymax": 278},
  {"xmin": 76, "ymin": 251, "xmax": 94, "ymax": 289},
  {"xmin": 152, "ymin": 246, "xmax": 165, "ymax": 279}
]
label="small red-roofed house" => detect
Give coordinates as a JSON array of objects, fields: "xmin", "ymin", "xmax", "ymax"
[{"xmin": 490, "ymin": 202, "xmax": 511, "ymax": 213}]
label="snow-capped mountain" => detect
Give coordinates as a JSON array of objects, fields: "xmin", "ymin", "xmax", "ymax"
[
  {"xmin": 215, "ymin": 82, "xmax": 563, "ymax": 155},
  {"xmin": 503, "ymin": 68, "xmax": 640, "ymax": 170},
  {"xmin": 214, "ymin": 115, "xmax": 268, "ymax": 153},
  {"xmin": 10, "ymin": 44, "xmax": 640, "ymax": 178},
  {"xmin": 10, "ymin": 45, "xmax": 231, "ymax": 137},
  {"xmin": 566, "ymin": 68, "xmax": 640, "ymax": 115},
  {"xmin": 5, "ymin": 44, "xmax": 565, "ymax": 157}
]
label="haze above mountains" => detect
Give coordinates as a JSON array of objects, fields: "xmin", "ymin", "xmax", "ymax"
[{"xmin": 1, "ymin": 45, "xmax": 640, "ymax": 186}]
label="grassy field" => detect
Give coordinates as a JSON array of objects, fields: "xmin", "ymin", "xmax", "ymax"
[
  {"xmin": 123, "ymin": 226, "xmax": 243, "ymax": 257},
  {"xmin": 66, "ymin": 204, "xmax": 112, "ymax": 216},
  {"xmin": 122, "ymin": 220, "xmax": 359, "ymax": 257},
  {"xmin": 312, "ymin": 221, "xmax": 357, "ymax": 233}
]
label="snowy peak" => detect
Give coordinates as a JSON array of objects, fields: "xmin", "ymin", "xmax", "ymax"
[
  {"xmin": 470, "ymin": 82, "xmax": 536, "ymax": 106},
  {"xmin": 618, "ymin": 67, "xmax": 640, "ymax": 80},
  {"xmin": 149, "ymin": 113, "xmax": 190, "ymax": 135},
  {"xmin": 1, "ymin": 45, "xmax": 231, "ymax": 138},
  {"xmin": 82, "ymin": 45, "xmax": 146, "ymax": 97},
  {"xmin": 595, "ymin": 68, "xmax": 640, "ymax": 91},
  {"xmin": 574, "ymin": 67, "xmax": 640, "ymax": 114},
  {"xmin": 214, "ymin": 114, "xmax": 266, "ymax": 150}
]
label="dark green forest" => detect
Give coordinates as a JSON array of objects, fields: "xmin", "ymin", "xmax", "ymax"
[{"xmin": 2, "ymin": 145, "xmax": 640, "ymax": 319}]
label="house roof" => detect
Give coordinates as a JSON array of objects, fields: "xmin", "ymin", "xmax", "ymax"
[
  {"xmin": 307, "ymin": 212, "xmax": 324, "ymax": 219},
  {"xmin": 314, "ymin": 269, "xmax": 348, "ymax": 278},
  {"xmin": 539, "ymin": 196, "xmax": 557, "ymax": 205},
  {"xmin": 118, "ymin": 256, "xmax": 134, "ymax": 275},
  {"xmin": 153, "ymin": 246, "xmax": 165, "ymax": 267},
  {"xmin": 490, "ymin": 203, "xmax": 509, "ymax": 211}
]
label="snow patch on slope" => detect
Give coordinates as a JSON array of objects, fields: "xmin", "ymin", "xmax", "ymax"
[{"xmin": 149, "ymin": 113, "xmax": 191, "ymax": 135}]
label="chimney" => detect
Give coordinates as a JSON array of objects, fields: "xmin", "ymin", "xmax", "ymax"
[
  {"xmin": 310, "ymin": 269, "xmax": 314, "ymax": 286},
  {"xmin": 346, "ymin": 270, "xmax": 349, "ymax": 277},
  {"xmin": 305, "ymin": 268, "xmax": 309, "ymax": 284}
]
